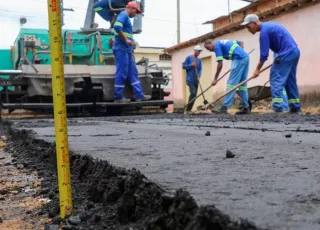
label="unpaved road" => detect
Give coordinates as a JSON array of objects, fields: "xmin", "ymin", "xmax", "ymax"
[
  {"xmin": 11, "ymin": 113, "xmax": 320, "ymax": 230},
  {"xmin": 0, "ymin": 136, "xmax": 49, "ymax": 230}
]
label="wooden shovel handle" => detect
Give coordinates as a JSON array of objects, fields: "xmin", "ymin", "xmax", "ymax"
[{"xmin": 201, "ymin": 63, "xmax": 272, "ymax": 110}]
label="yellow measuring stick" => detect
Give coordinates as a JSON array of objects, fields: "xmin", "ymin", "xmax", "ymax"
[{"xmin": 47, "ymin": 0, "xmax": 73, "ymax": 218}]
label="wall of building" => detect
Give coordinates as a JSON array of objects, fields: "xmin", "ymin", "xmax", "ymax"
[{"xmin": 171, "ymin": 3, "xmax": 320, "ymax": 106}]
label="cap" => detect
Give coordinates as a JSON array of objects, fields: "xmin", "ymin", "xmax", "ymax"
[
  {"xmin": 127, "ymin": 1, "xmax": 142, "ymax": 14},
  {"xmin": 241, "ymin": 14, "xmax": 259, "ymax": 26},
  {"xmin": 194, "ymin": 45, "xmax": 202, "ymax": 51}
]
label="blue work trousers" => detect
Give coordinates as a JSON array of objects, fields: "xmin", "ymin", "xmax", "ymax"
[
  {"xmin": 273, "ymin": 54, "xmax": 289, "ymax": 111},
  {"xmin": 186, "ymin": 82, "xmax": 198, "ymax": 111},
  {"xmin": 223, "ymin": 56, "xmax": 249, "ymax": 108},
  {"xmin": 281, "ymin": 89, "xmax": 289, "ymax": 111},
  {"xmin": 114, "ymin": 50, "xmax": 144, "ymax": 100},
  {"xmin": 270, "ymin": 47, "xmax": 301, "ymax": 112},
  {"xmin": 93, "ymin": 0, "xmax": 114, "ymax": 22}
]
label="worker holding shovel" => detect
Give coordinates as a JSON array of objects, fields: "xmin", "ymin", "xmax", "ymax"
[
  {"xmin": 242, "ymin": 14, "xmax": 301, "ymax": 114},
  {"xmin": 182, "ymin": 46, "xmax": 203, "ymax": 114},
  {"xmin": 204, "ymin": 39, "xmax": 250, "ymax": 115}
]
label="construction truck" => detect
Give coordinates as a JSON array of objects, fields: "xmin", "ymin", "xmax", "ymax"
[{"xmin": 0, "ymin": 0, "xmax": 172, "ymax": 116}]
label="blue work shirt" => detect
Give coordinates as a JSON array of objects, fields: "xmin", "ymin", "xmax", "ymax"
[
  {"xmin": 112, "ymin": 11, "xmax": 134, "ymax": 53},
  {"xmin": 213, "ymin": 40, "xmax": 248, "ymax": 62},
  {"xmin": 182, "ymin": 55, "xmax": 202, "ymax": 84},
  {"xmin": 259, "ymin": 22, "xmax": 297, "ymax": 62}
]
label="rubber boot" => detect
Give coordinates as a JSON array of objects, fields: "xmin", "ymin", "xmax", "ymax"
[
  {"xmin": 212, "ymin": 105, "xmax": 228, "ymax": 114},
  {"xmin": 237, "ymin": 100, "xmax": 252, "ymax": 112},
  {"xmin": 235, "ymin": 107, "xmax": 250, "ymax": 115}
]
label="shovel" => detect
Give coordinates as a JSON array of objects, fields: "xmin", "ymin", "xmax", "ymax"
[
  {"xmin": 195, "ymin": 63, "xmax": 272, "ymax": 113},
  {"xmin": 197, "ymin": 83, "xmax": 209, "ymax": 110},
  {"xmin": 184, "ymin": 48, "xmax": 255, "ymax": 110}
]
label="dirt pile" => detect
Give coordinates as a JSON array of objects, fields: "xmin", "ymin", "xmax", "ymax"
[{"xmin": 2, "ymin": 124, "xmax": 264, "ymax": 230}]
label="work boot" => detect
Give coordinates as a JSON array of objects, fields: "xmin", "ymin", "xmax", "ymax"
[
  {"xmin": 289, "ymin": 107, "xmax": 301, "ymax": 114},
  {"xmin": 114, "ymin": 98, "xmax": 131, "ymax": 103},
  {"xmin": 211, "ymin": 105, "xmax": 228, "ymax": 114},
  {"xmin": 136, "ymin": 95, "xmax": 152, "ymax": 102},
  {"xmin": 235, "ymin": 107, "xmax": 250, "ymax": 115}
]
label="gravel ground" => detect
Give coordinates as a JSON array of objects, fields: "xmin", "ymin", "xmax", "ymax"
[{"xmin": 0, "ymin": 135, "xmax": 50, "ymax": 230}]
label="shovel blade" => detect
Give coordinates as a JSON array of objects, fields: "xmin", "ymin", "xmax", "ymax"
[{"xmin": 197, "ymin": 105, "xmax": 207, "ymax": 111}]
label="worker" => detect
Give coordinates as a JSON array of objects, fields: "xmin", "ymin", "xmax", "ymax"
[
  {"xmin": 93, "ymin": 0, "xmax": 132, "ymax": 28},
  {"xmin": 182, "ymin": 46, "xmax": 203, "ymax": 114},
  {"xmin": 241, "ymin": 14, "xmax": 301, "ymax": 113},
  {"xmin": 112, "ymin": 1, "xmax": 151, "ymax": 102},
  {"xmin": 204, "ymin": 39, "xmax": 250, "ymax": 115}
]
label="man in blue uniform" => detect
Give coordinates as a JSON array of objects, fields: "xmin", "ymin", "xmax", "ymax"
[
  {"xmin": 93, "ymin": 0, "xmax": 132, "ymax": 28},
  {"xmin": 182, "ymin": 46, "xmax": 203, "ymax": 114},
  {"xmin": 242, "ymin": 14, "xmax": 301, "ymax": 113},
  {"xmin": 112, "ymin": 1, "xmax": 151, "ymax": 102},
  {"xmin": 204, "ymin": 39, "xmax": 250, "ymax": 115}
]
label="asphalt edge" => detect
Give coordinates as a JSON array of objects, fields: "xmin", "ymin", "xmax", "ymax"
[{"xmin": 1, "ymin": 122, "xmax": 265, "ymax": 230}]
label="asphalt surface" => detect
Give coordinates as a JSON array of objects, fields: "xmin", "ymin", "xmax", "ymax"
[{"xmin": 11, "ymin": 113, "xmax": 320, "ymax": 230}]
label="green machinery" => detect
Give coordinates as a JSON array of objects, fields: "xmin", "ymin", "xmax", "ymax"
[{"xmin": 0, "ymin": 0, "xmax": 172, "ymax": 115}]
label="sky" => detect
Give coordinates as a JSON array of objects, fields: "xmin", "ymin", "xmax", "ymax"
[{"xmin": 0, "ymin": 0, "xmax": 250, "ymax": 49}]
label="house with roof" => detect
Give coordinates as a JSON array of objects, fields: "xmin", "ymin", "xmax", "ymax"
[{"xmin": 164, "ymin": 0, "xmax": 320, "ymax": 110}]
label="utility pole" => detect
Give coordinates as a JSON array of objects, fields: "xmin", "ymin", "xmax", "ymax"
[
  {"xmin": 60, "ymin": 0, "xmax": 74, "ymax": 26},
  {"xmin": 177, "ymin": 0, "xmax": 180, "ymax": 44}
]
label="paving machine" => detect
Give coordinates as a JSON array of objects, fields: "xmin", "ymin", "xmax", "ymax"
[{"xmin": 0, "ymin": 0, "xmax": 172, "ymax": 115}]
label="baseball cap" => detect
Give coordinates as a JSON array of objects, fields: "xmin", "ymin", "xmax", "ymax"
[
  {"xmin": 241, "ymin": 14, "xmax": 259, "ymax": 26},
  {"xmin": 194, "ymin": 45, "xmax": 202, "ymax": 51},
  {"xmin": 127, "ymin": 1, "xmax": 142, "ymax": 14}
]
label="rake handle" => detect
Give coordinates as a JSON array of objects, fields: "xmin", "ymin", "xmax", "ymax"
[
  {"xmin": 193, "ymin": 57, "xmax": 207, "ymax": 103},
  {"xmin": 184, "ymin": 48, "xmax": 255, "ymax": 109},
  {"xmin": 201, "ymin": 63, "xmax": 272, "ymax": 111},
  {"xmin": 183, "ymin": 69, "xmax": 230, "ymax": 109}
]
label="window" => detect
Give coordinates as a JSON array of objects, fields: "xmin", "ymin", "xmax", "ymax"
[{"xmin": 159, "ymin": 54, "xmax": 172, "ymax": 61}]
